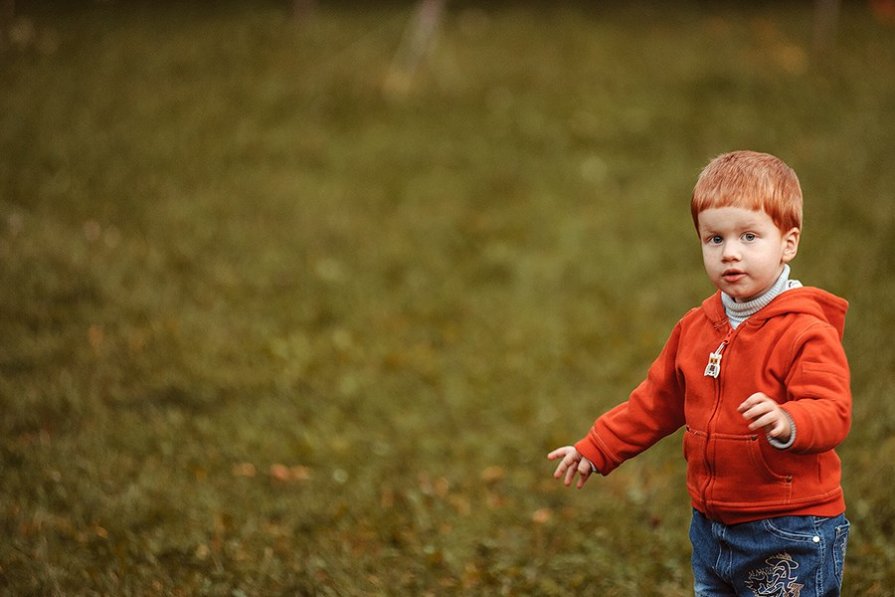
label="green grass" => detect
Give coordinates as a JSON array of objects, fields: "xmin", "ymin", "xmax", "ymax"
[{"xmin": 2, "ymin": 1, "xmax": 895, "ymax": 594}]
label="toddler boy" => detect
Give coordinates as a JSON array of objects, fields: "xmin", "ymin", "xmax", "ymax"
[{"xmin": 549, "ymin": 151, "xmax": 851, "ymax": 596}]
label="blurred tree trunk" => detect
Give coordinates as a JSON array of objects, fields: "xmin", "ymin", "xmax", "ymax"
[
  {"xmin": 383, "ymin": 0, "xmax": 447, "ymax": 97},
  {"xmin": 813, "ymin": 0, "xmax": 840, "ymax": 55}
]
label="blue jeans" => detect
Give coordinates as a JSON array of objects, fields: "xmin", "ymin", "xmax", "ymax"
[{"xmin": 689, "ymin": 509, "xmax": 850, "ymax": 597}]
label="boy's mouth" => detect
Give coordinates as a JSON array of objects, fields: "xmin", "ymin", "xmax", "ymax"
[{"xmin": 722, "ymin": 269, "xmax": 745, "ymax": 283}]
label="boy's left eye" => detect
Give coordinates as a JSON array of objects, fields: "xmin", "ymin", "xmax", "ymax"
[{"xmin": 742, "ymin": 233, "xmax": 756, "ymax": 241}]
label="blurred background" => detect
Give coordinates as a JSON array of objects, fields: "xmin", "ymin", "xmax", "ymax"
[{"xmin": 2, "ymin": 0, "xmax": 894, "ymax": 594}]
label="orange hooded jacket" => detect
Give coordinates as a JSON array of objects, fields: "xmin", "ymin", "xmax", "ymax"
[{"xmin": 575, "ymin": 287, "xmax": 851, "ymax": 524}]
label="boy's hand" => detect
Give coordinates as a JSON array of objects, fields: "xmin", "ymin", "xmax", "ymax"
[
  {"xmin": 738, "ymin": 392, "xmax": 792, "ymax": 441},
  {"xmin": 547, "ymin": 446, "xmax": 594, "ymax": 489}
]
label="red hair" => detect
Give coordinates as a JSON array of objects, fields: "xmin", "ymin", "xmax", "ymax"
[{"xmin": 691, "ymin": 151, "xmax": 803, "ymax": 233}]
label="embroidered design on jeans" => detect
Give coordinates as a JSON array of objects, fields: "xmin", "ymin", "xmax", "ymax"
[{"xmin": 745, "ymin": 553, "xmax": 804, "ymax": 597}]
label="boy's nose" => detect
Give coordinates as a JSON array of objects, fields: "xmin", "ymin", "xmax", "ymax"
[{"xmin": 721, "ymin": 243, "xmax": 740, "ymax": 261}]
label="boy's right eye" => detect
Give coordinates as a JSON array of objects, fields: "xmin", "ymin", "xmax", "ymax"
[{"xmin": 707, "ymin": 235, "xmax": 723, "ymax": 245}]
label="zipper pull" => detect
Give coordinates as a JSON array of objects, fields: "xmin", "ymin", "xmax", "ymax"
[{"xmin": 704, "ymin": 329, "xmax": 734, "ymax": 379}]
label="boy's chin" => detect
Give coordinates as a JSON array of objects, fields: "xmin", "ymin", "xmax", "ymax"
[{"xmin": 716, "ymin": 284, "xmax": 760, "ymax": 302}]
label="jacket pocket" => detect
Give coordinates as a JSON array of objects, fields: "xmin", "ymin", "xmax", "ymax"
[{"xmin": 710, "ymin": 433, "xmax": 793, "ymax": 507}]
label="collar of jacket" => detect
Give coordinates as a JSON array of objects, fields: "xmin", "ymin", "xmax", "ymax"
[{"xmin": 700, "ymin": 287, "xmax": 848, "ymax": 339}]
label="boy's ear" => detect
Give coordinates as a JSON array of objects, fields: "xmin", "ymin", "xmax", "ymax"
[{"xmin": 781, "ymin": 227, "xmax": 800, "ymax": 263}]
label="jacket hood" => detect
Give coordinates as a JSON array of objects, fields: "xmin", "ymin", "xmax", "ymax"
[{"xmin": 702, "ymin": 287, "xmax": 848, "ymax": 339}]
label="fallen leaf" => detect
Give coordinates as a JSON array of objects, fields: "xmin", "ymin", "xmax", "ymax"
[{"xmin": 480, "ymin": 465, "xmax": 505, "ymax": 483}]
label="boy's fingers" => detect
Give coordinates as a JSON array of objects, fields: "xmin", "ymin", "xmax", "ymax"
[
  {"xmin": 577, "ymin": 461, "xmax": 591, "ymax": 480},
  {"xmin": 549, "ymin": 447, "xmax": 591, "ymax": 488},
  {"xmin": 741, "ymin": 401, "xmax": 773, "ymax": 421},
  {"xmin": 769, "ymin": 420, "xmax": 788, "ymax": 437},
  {"xmin": 742, "ymin": 406, "xmax": 767, "ymax": 422},
  {"xmin": 573, "ymin": 459, "xmax": 592, "ymax": 489},
  {"xmin": 749, "ymin": 412, "xmax": 780, "ymax": 431},
  {"xmin": 547, "ymin": 446, "xmax": 572, "ymax": 460},
  {"xmin": 738, "ymin": 392, "xmax": 770, "ymax": 412},
  {"xmin": 563, "ymin": 456, "xmax": 579, "ymax": 486},
  {"xmin": 552, "ymin": 459, "xmax": 567, "ymax": 478},
  {"xmin": 553, "ymin": 453, "xmax": 571, "ymax": 479},
  {"xmin": 747, "ymin": 412, "xmax": 770, "ymax": 428}
]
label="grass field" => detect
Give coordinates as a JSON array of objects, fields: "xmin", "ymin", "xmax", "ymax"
[{"xmin": 2, "ymin": 1, "xmax": 895, "ymax": 594}]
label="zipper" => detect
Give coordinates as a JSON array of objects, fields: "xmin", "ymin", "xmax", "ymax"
[
  {"xmin": 703, "ymin": 327, "xmax": 734, "ymax": 379},
  {"xmin": 699, "ymin": 326, "xmax": 735, "ymax": 518}
]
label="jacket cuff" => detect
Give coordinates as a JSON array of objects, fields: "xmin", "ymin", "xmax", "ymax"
[
  {"xmin": 767, "ymin": 409, "xmax": 796, "ymax": 450},
  {"xmin": 574, "ymin": 434, "xmax": 619, "ymax": 476}
]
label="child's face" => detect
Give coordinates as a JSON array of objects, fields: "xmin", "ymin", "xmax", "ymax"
[{"xmin": 697, "ymin": 206, "xmax": 800, "ymax": 302}]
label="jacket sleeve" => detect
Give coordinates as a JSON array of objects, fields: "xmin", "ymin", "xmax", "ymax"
[
  {"xmin": 782, "ymin": 321, "xmax": 852, "ymax": 454},
  {"xmin": 575, "ymin": 322, "xmax": 687, "ymax": 475}
]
